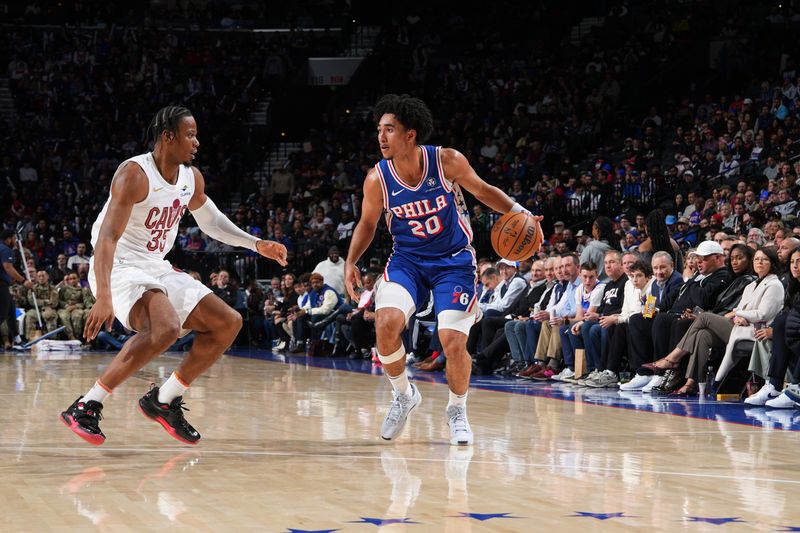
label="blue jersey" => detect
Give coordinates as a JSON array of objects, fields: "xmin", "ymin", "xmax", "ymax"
[{"xmin": 376, "ymin": 145, "xmax": 472, "ymax": 258}]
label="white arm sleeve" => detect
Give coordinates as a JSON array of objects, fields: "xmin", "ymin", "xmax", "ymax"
[{"xmin": 191, "ymin": 197, "xmax": 259, "ymax": 251}]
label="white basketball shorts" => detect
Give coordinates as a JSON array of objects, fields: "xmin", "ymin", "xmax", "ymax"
[{"xmin": 89, "ymin": 257, "xmax": 212, "ymax": 334}]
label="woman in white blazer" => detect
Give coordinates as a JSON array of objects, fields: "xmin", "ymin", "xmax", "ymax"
[{"xmin": 644, "ymin": 247, "xmax": 784, "ymax": 396}]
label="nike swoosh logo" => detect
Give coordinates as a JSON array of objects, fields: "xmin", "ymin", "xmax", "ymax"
[
  {"xmin": 391, "ymin": 189, "xmax": 403, "ymax": 196},
  {"xmin": 153, "ymin": 187, "xmax": 164, "ymax": 192}
]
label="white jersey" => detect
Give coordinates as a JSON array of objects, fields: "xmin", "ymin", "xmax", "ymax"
[{"xmin": 91, "ymin": 153, "xmax": 195, "ymax": 263}]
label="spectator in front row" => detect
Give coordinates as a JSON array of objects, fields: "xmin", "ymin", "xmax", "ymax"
[
  {"xmin": 642, "ymin": 243, "xmax": 753, "ymax": 393},
  {"xmin": 646, "ymin": 247, "xmax": 783, "ymax": 396},
  {"xmin": 474, "ymin": 259, "xmax": 547, "ymax": 375},
  {"xmin": 569, "ymin": 250, "xmax": 629, "ymax": 386},
  {"xmin": 746, "ymin": 248, "xmax": 800, "ymax": 408},
  {"xmin": 338, "ymin": 272, "xmax": 377, "ymax": 359},
  {"xmin": 559, "ymin": 261, "xmax": 605, "ymax": 382},
  {"xmin": 26, "ymin": 270, "xmax": 59, "ymax": 338},
  {"xmin": 533, "ymin": 254, "xmax": 581, "ymax": 373},
  {"xmin": 500, "ymin": 259, "xmax": 552, "ymax": 375},
  {"xmin": 57, "ymin": 271, "xmax": 92, "ymax": 341},
  {"xmin": 290, "ymin": 272, "xmax": 343, "ymax": 356}
]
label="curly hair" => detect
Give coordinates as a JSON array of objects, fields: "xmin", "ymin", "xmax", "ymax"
[
  {"xmin": 373, "ymin": 94, "xmax": 434, "ymax": 143},
  {"xmin": 149, "ymin": 105, "xmax": 193, "ymax": 144}
]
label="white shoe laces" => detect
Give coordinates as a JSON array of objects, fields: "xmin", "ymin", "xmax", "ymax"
[
  {"xmin": 387, "ymin": 389, "xmax": 413, "ymax": 424},
  {"xmin": 448, "ymin": 406, "xmax": 470, "ymax": 433}
]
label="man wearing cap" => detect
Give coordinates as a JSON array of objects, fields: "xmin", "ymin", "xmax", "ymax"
[
  {"xmin": 630, "ymin": 241, "xmax": 729, "ymax": 372},
  {"xmin": 673, "ymin": 217, "xmax": 697, "ymax": 246},
  {"xmin": 482, "ymin": 259, "xmax": 527, "ymax": 319}
]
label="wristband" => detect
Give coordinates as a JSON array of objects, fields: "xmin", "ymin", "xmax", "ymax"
[{"xmin": 510, "ymin": 202, "xmax": 530, "ymax": 215}]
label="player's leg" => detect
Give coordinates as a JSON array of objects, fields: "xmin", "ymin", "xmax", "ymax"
[
  {"xmin": 61, "ymin": 289, "xmax": 180, "ymax": 445},
  {"xmin": 138, "ymin": 273, "xmax": 233, "ymax": 445},
  {"xmin": 177, "ymin": 293, "xmax": 241, "ymax": 382},
  {"xmin": 374, "ymin": 264, "xmax": 424, "ymax": 440},
  {"xmin": 99, "ymin": 290, "xmax": 181, "ymax": 387},
  {"xmin": 432, "ymin": 258, "xmax": 479, "ymax": 446}
]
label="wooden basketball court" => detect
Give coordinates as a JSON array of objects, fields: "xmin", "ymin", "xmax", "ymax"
[{"xmin": 2, "ymin": 349, "xmax": 799, "ymax": 531}]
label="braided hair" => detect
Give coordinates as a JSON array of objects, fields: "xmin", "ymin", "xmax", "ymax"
[
  {"xmin": 645, "ymin": 209, "xmax": 676, "ymax": 263},
  {"xmin": 148, "ymin": 106, "xmax": 193, "ymax": 145},
  {"xmin": 373, "ymin": 94, "xmax": 434, "ymax": 143}
]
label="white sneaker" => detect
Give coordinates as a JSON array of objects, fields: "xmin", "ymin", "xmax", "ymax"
[
  {"xmin": 744, "ymin": 382, "xmax": 779, "ymax": 405},
  {"xmin": 784, "ymin": 383, "xmax": 800, "ymax": 405},
  {"xmin": 619, "ymin": 373, "xmax": 652, "ymax": 391},
  {"xmin": 551, "ymin": 368, "xmax": 575, "ymax": 382},
  {"xmin": 380, "ymin": 383, "xmax": 422, "ymax": 440},
  {"xmin": 274, "ymin": 340, "xmax": 286, "ymax": 351},
  {"xmin": 586, "ymin": 370, "xmax": 619, "ymax": 388},
  {"xmin": 765, "ymin": 391, "xmax": 796, "ymax": 409},
  {"xmin": 446, "ymin": 405, "xmax": 473, "ymax": 446},
  {"xmin": 577, "ymin": 369, "xmax": 600, "ymax": 386},
  {"xmin": 642, "ymin": 374, "xmax": 665, "ymax": 393}
]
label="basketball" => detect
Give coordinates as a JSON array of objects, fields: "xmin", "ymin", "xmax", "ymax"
[{"xmin": 490, "ymin": 212, "xmax": 543, "ymax": 261}]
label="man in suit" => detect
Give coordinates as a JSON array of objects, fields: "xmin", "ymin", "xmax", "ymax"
[
  {"xmin": 627, "ymin": 251, "xmax": 685, "ymax": 371},
  {"xmin": 646, "ymin": 242, "xmax": 729, "ymax": 361}
]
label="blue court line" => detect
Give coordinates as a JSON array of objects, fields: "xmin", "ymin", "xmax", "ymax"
[{"xmin": 227, "ymin": 348, "xmax": 800, "ymax": 432}]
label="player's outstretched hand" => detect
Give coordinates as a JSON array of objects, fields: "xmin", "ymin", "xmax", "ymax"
[
  {"xmin": 344, "ymin": 261, "xmax": 362, "ymax": 301},
  {"xmin": 84, "ymin": 297, "xmax": 115, "ymax": 341},
  {"xmin": 256, "ymin": 240, "xmax": 288, "ymax": 266}
]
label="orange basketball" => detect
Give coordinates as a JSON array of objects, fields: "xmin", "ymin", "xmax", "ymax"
[{"xmin": 491, "ymin": 212, "xmax": 543, "ymax": 261}]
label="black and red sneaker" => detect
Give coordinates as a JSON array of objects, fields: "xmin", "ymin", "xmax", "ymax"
[
  {"xmin": 61, "ymin": 398, "xmax": 106, "ymax": 445},
  {"xmin": 138, "ymin": 386, "xmax": 201, "ymax": 445}
]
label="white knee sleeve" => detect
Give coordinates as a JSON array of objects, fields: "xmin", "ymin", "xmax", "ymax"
[
  {"xmin": 438, "ymin": 309, "xmax": 480, "ymax": 335},
  {"xmin": 377, "ymin": 345, "xmax": 406, "ymax": 365},
  {"xmin": 375, "ymin": 281, "xmax": 416, "ymax": 325}
]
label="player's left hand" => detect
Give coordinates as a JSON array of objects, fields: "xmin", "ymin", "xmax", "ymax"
[
  {"xmin": 256, "ymin": 240, "xmax": 288, "ymax": 266},
  {"xmin": 344, "ymin": 261, "xmax": 362, "ymax": 301}
]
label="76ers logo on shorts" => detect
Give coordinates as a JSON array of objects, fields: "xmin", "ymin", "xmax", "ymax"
[{"xmin": 451, "ymin": 285, "xmax": 470, "ymax": 306}]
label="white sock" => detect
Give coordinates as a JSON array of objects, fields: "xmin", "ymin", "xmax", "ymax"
[
  {"xmin": 158, "ymin": 372, "xmax": 189, "ymax": 404},
  {"xmin": 448, "ymin": 390, "xmax": 468, "ymax": 409},
  {"xmin": 388, "ymin": 370, "xmax": 412, "ymax": 396},
  {"xmin": 80, "ymin": 381, "xmax": 112, "ymax": 404}
]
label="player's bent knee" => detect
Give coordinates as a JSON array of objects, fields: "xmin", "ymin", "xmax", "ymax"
[
  {"xmin": 227, "ymin": 308, "xmax": 243, "ymax": 330},
  {"xmin": 375, "ymin": 282, "xmax": 415, "ymax": 326},
  {"xmin": 151, "ymin": 322, "xmax": 181, "ymax": 351}
]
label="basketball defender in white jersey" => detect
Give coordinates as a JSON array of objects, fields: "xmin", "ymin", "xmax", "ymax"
[{"xmin": 61, "ymin": 106, "xmax": 287, "ymax": 446}]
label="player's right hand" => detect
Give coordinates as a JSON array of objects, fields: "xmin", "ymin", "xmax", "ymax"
[
  {"xmin": 344, "ymin": 261, "xmax": 362, "ymax": 301},
  {"xmin": 83, "ymin": 296, "xmax": 115, "ymax": 341}
]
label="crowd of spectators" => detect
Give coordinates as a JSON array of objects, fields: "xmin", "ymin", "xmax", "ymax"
[{"xmin": 7, "ymin": 3, "xmax": 800, "ymax": 408}]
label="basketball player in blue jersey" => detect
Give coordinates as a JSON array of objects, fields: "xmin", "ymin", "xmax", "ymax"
[{"xmin": 345, "ymin": 94, "xmax": 542, "ymax": 445}]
